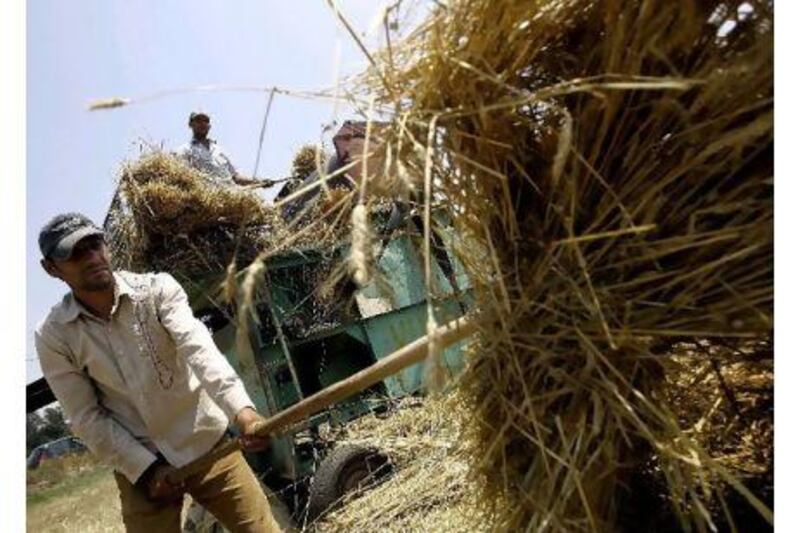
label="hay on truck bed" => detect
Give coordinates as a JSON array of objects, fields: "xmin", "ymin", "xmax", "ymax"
[
  {"xmin": 319, "ymin": 0, "xmax": 773, "ymax": 530},
  {"xmin": 105, "ymin": 150, "xmax": 367, "ymax": 288},
  {"xmin": 107, "ymin": 151, "xmax": 273, "ymax": 278}
]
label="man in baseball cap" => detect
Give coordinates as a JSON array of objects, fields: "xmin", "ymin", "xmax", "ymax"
[
  {"xmin": 36, "ymin": 212, "xmax": 281, "ymax": 532},
  {"xmin": 39, "ymin": 212, "xmax": 105, "ymax": 261},
  {"xmin": 39, "ymin": 213, "xmax": 113, "ymax": 293}
]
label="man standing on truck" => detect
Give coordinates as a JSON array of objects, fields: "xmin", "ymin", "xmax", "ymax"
[
  {"xmin": 176, "ymin": 111, "xmax": 275, "ymax": 189},
  {"xmin": 35, "ymin": 212, "xmax": 281, "ymax": 532}
]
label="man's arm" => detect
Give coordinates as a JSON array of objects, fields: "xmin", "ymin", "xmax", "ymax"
[
  {"xmin": 153, "ymin": 273, "xmax": 271, "ymax": 450},
  {"xmin": 218, "ymin": 148, "xmax": 273, "ymax": 188},
  {"xmin": 153, "ymin": 273, "xmax": 255, "ymax": 421},
  {"xmin": 232, "ymin": 175, "xmax": 274, "ymax": 187},
  {"xmin": 231, "ymin": 170, "xmax": 275, "ymax": 188},
  {"xmin": 35, "ymin": 327, "xmax": 157, "ymax": 484}
]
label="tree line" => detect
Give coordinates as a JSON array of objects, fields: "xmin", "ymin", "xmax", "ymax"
[{"xmin": 26, "ymin": 406, "xmax": 71, "ymax": 455}]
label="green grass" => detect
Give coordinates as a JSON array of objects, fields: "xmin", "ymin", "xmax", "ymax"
[{"xmin": 27, "ymin": 465, "xmax": 111, "ymax": 506}]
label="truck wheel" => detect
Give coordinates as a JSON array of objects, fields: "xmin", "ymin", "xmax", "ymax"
[{"xmin": 306, "ymin": 444, "xmax": 391, "ymax": 521}]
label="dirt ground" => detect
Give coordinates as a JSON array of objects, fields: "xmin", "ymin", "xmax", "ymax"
[
  {"xmin": 26, "ymin": 457, "xmax": 196, "ymax": 532},
  {"xmin": 27, "ymin": 465, "xmax": 123, "ymax": 532},
  {"xmin": 26, "ymin": 456, "xmax": 291, "ymax": 533}
]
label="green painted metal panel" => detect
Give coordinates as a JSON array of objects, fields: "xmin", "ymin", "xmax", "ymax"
[
  {"xmin": 373, "ymin": 236, "xmax": 428, "ymax": 307},
  {"xmin": 212, "ymin": 323, "xmax": 271, "ymax": 416},
  {"xmin": 360, "ymin": 296, "xmax": 468, "ymax": 397}
]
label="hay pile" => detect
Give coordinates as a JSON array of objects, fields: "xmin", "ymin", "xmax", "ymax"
[
  {"xmin": 106, "ymin": 149, "xmax": 398, "ymax": 342},
  {"xmin": 311, "ymin": 344, "xmax": 772, "ymax": 532},
  {"xmin": 338, "ymin": 0, "xmax": 773, "ymax": 530},
  {"xmin": 313, "ymin": 394, "xmax": 489, "ymax": 533},
  {"xmin": 107, "ymin": 152, "xmax": 272, "ymax": 277},
  {"xmin": 107, "ymin": 151, "xmax": 358, "ymax": 282},
  {"xmin": 121, "ymin": 152, "xmax": 270, "ymax": 233},
  {"xmin": 292, "ymin": 144, "xmax": 327, "ymax": 180}
]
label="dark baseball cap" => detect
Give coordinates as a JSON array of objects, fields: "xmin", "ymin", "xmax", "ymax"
[
  {"xmin": 39, "ymin": 213, "xmax": 105, "ymax": 260},
  {"xmin": 189, "ymin": 111, "xmax": 210, "ymax": 122}
]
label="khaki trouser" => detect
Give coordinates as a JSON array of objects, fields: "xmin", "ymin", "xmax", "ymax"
[{"xmin": 114, "ymin": 442, "xmax": 281, "ymax": 533}]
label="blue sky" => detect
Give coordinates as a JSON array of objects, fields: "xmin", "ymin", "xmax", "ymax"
[{"xmin": 26, "ymin": 1, "xmax": 414, "ymax": 382}]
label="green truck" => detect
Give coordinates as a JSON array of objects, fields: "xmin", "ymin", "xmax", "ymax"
[{"xmin": 184, "ymin": 212, "xmax": 472, "ymax": 521}]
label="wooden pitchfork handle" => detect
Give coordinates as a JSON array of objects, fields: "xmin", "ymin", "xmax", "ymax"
[{"xmin": 167, "ymin": 314, "xmax": 478, "ymax": 484}]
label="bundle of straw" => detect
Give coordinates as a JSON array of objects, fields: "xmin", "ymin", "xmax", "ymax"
[
  {"xmin": 346, "ymin": 0, "xmax": 773, "ymax": 529},
  {"xmin": 314, "ymin": 395, "xmax": 490, "ymax": 533},
  {"xmin": 107, "ymin": 152, "xmax": 274, "ymax": 279},
  {"xmin": 292, "ymin": 144, "xmax": 327, "ymax": 180},
  {"xmin": 313, "ymin": 345, "xmax": 772, "ymax": 531},
  {"xmin": 119, "ymin": 152, "xmax": 270, "ymax": 234}
]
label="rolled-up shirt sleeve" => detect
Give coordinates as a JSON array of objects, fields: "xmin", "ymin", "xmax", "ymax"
[
  {"xmin": 35, "ymin": 326, "xmax": 157, "ymax": 484},
  {"xmin": 154, "ymin": 273, "xmax": 254, "ymax": 422}
]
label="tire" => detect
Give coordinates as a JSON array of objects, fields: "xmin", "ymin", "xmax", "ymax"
[{"xmin": 306, "ymin": 445, "xmax": 391, "ymax": 521}]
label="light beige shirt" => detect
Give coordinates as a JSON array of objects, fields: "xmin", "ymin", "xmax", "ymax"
[
  {"xmin": 35, "ymin": 271, "xmax": 253, "ymax": 483},
  {"xmin": 176, "ymin": 138, "xmax": 238, "ymax": 187}
]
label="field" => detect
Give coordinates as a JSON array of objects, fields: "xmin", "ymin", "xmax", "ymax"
[
  {"xmin": 26, "ymin": 454, "xmax": 291, "ymax": 533},
  {"xmin": 27, "ymin": 455, "xmax": 123, "ymax": 532}
]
